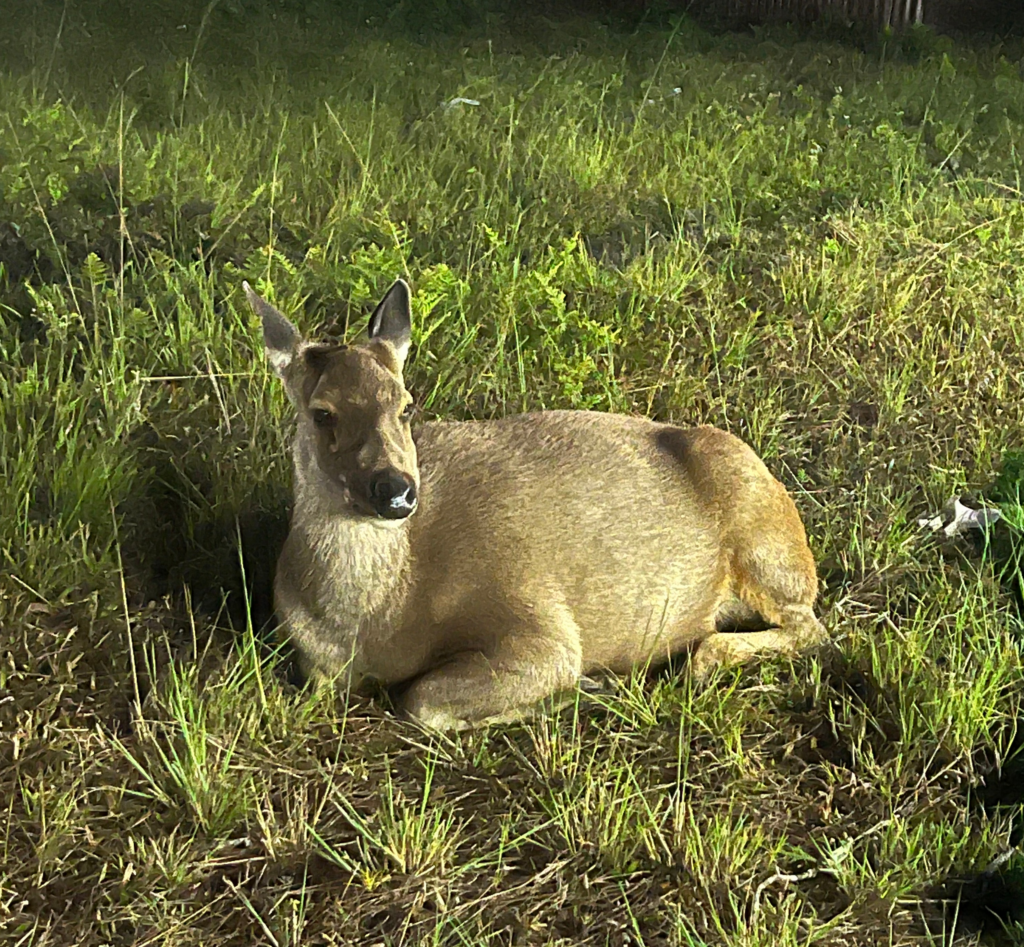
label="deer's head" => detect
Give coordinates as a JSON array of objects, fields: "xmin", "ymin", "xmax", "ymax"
[{"xmin": 245, "ymin": 279, "xmax": 419, "ymax": 521}]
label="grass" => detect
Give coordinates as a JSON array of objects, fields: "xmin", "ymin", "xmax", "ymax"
[{"xmin": 2, "ymin": 0, "xmax": 1024, "ymax": 943}]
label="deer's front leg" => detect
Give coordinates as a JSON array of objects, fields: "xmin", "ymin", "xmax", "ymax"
[
  {"xmin": 275, "ymin": 587, "xmax": 363, "ymax": 690},
  {"xmin": 400, "ymin": 623, "xmax": 583, "ymax": 731}
]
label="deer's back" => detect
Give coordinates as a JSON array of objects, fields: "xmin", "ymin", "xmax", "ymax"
[{"xmin": 400, "ymin": 411, "xmax": 779, "ymax": 670}]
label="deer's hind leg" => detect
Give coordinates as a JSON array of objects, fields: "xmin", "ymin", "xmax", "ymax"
[{"xmin": 690, "ymin": 492, "xmax": 826, "ymax": 678}]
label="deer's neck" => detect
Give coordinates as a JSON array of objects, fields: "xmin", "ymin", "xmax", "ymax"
[{"xmin": 290, "ymin": 436, "xmax": 412, "ymax": 623}]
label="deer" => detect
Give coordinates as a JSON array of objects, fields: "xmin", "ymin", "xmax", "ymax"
[{"xmin": 243, "ymin": 278, "xmax": 827, "ymax": 731}]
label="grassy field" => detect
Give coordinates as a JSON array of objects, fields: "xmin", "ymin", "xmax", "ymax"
[{"xmin": 2, "ymin": 1, "xmax": 1024, "ymax": 943}]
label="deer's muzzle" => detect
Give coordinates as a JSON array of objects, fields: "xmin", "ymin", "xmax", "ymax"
[{"xmin": 368, "ymin": 469, "xmax": 418, "ymax": 519}]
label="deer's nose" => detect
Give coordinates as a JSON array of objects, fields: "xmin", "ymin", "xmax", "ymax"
[{"xmin": 368, "ymin": 469, "xmax": 417, "ymax": 519}]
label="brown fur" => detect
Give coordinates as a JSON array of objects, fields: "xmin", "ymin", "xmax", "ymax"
[{"xmin": 244, "ymin": 279, "xmax": 827, "ymax": 730}]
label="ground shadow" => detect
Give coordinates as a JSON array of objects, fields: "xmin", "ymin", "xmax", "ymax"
[
  {"xmin": 917, "ymin": 633, "xmax": 1024, "ymax": 944},
  {"xmin": 920, "ymin": 785, "xmax": 1024, "ymax": 944},
  {"xmin": 120, "ymin": 422, "xmax": 298, "ymax": 673}
]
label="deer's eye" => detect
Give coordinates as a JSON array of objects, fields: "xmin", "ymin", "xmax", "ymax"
[
  {"xmin": 312, "ymin": 408, "xmax": 335, "ymax": 428},
  {"xmin": 400, "ymin": 403, "xmax": 416, "ymax": 423}
]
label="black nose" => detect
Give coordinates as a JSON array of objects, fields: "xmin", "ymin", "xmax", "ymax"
[{"xmin": 368, "ymin": 470, "xmax": 417, "ymax": 519}]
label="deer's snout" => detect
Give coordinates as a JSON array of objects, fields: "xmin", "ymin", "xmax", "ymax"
[{"xmin": 368, "ymin": 469, "xmax": 418, "ymax": 519}]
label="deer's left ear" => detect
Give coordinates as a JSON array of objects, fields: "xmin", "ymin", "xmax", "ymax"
[
  {"xmin": 367, "ymin": 279, "xmax": 412, "ymax": 370},
  {"xmin": 243, "ymin": 281, "xmax": 301, "ymax": 377}
]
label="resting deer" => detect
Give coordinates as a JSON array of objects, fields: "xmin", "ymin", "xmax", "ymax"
[{"xmin": 243, "ymin": 278, "xmax": 826, "ymax": 730}]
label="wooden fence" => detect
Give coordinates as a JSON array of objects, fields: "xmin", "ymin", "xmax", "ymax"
[{"xmin": 691, "ymin": 0, "xmax": 956, "ymax": 29}]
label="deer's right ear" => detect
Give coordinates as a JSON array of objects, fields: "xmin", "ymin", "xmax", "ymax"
[{"xmin": 243, "ymin": 281, "xmax": 300, "ymax": 378}]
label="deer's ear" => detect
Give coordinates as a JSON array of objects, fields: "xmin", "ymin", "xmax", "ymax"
[
  {"xmin": 367, "ymin": 279, "xmax": 412, "ymax": 369},
  {"xmin": 243, "ymin": 281, "xmax": 300, "ymax": 377}
]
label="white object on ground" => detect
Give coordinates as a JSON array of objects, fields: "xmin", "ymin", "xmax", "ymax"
[{"xmin": 918, "ymin": 497, "xmax": 1002, "ymax": 538}]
